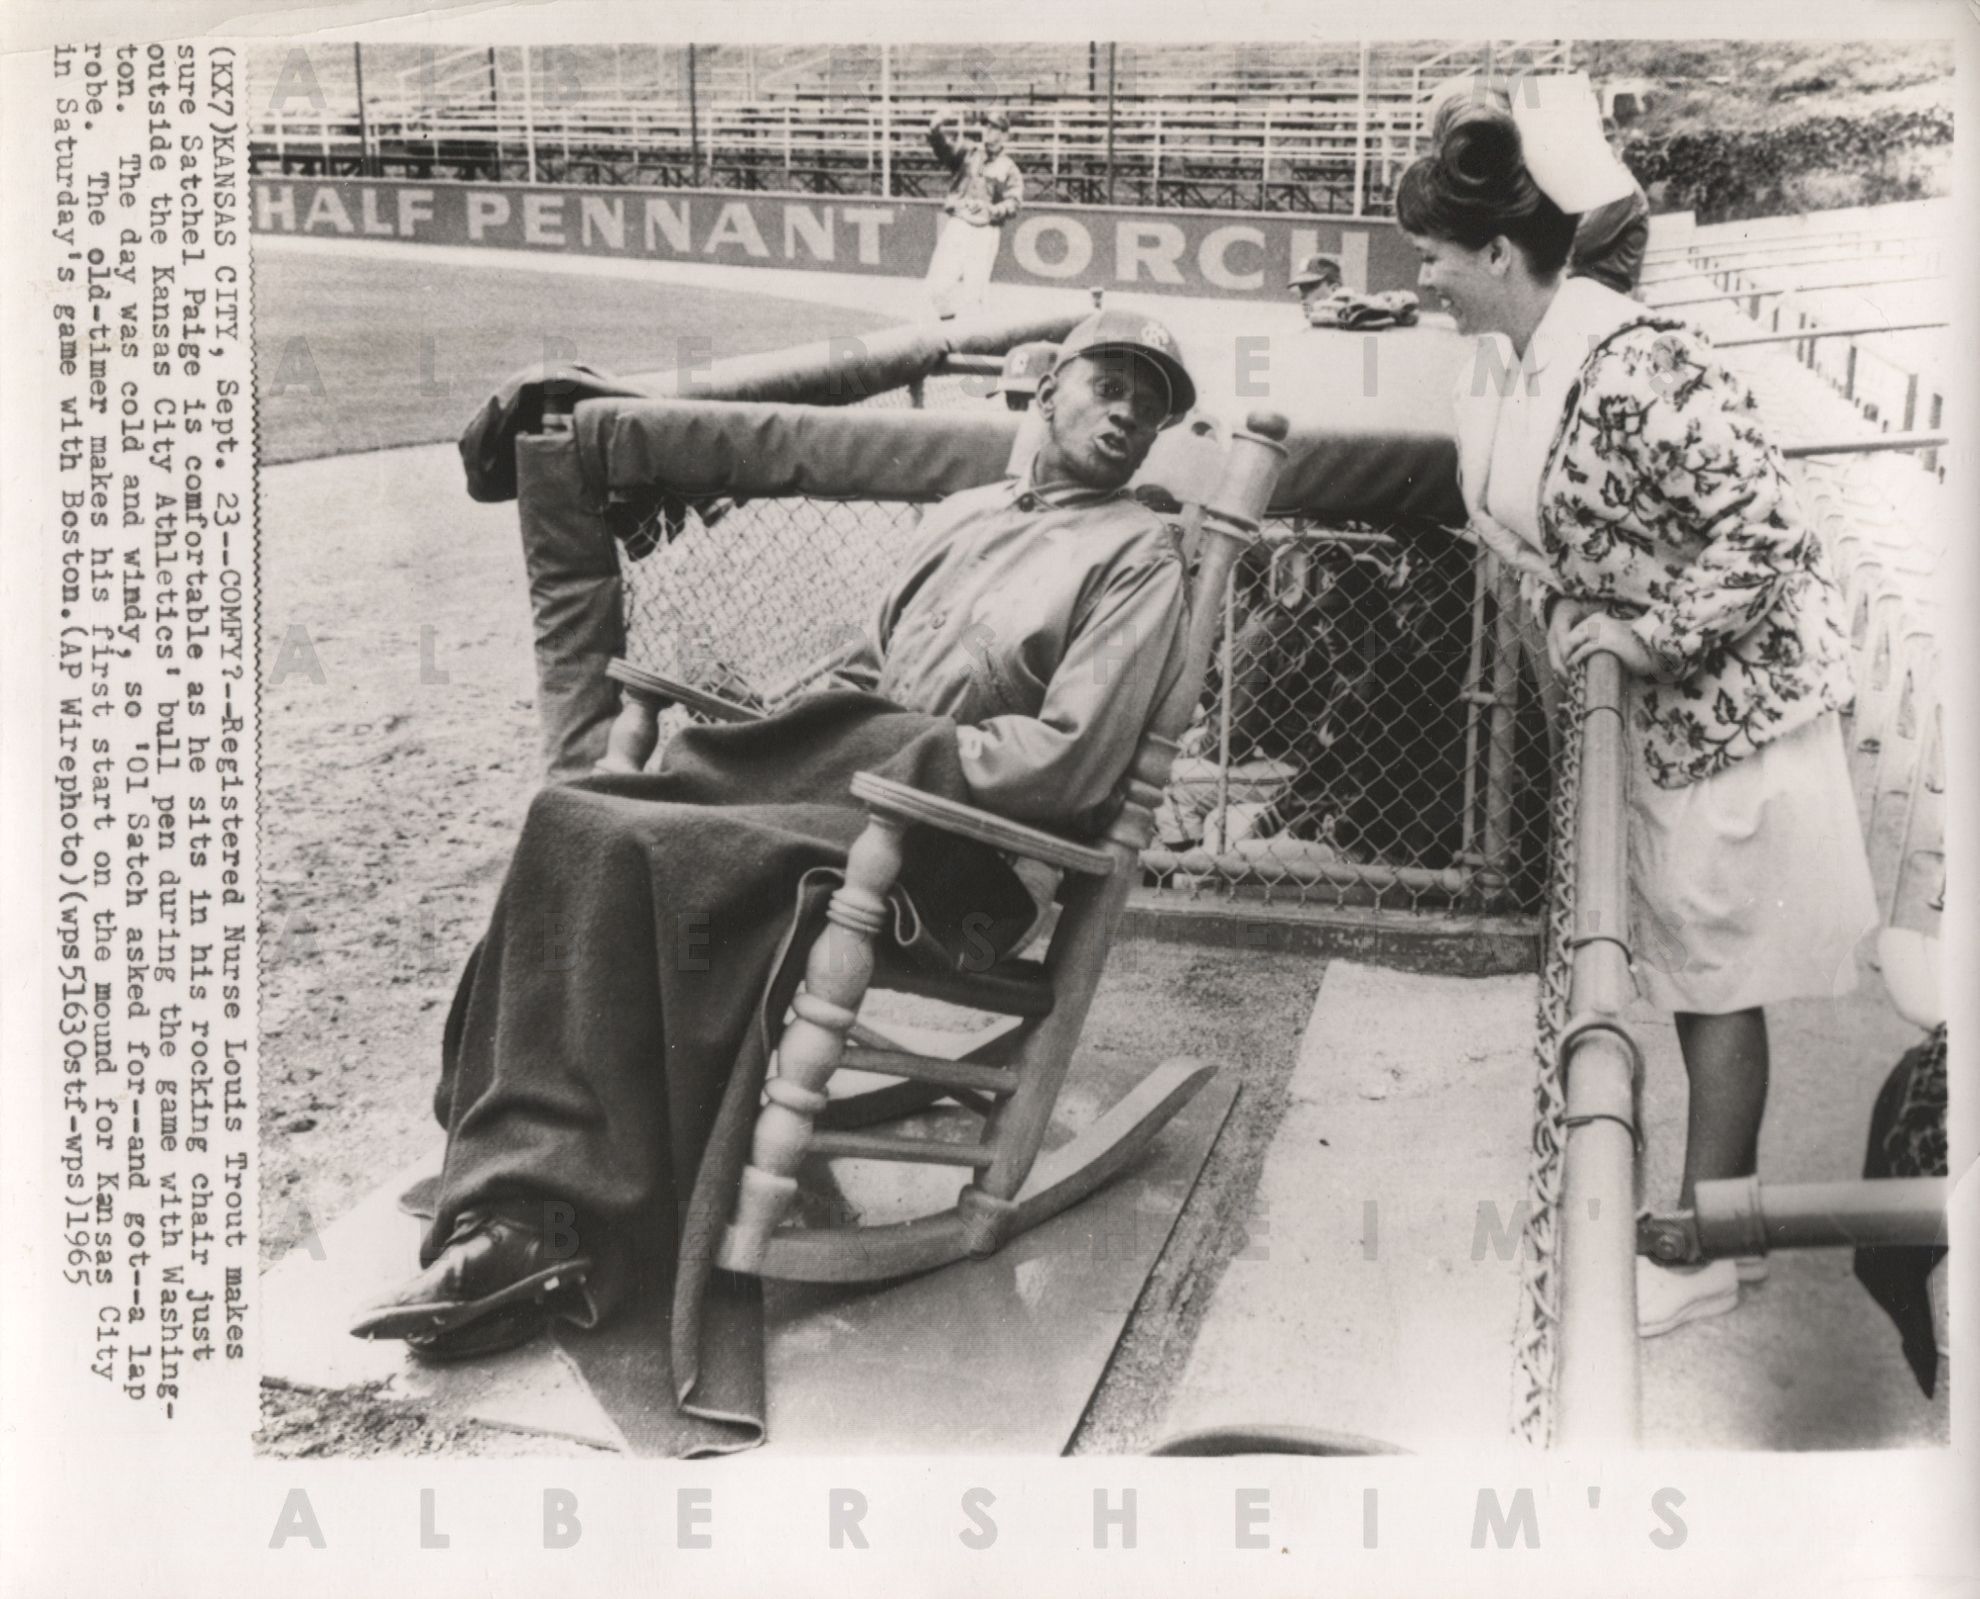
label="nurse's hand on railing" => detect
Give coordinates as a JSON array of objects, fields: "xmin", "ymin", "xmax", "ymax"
[
  {"xmin": 1545, "ymin": 594, "xmax": 1590, "ymax": 675},
  {"xmin": 1557, "ymin": 609, "xmax": 1656, "ymax": 678}
]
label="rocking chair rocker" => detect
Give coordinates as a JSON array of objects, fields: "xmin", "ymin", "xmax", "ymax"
[{"xmin": 602, "ymin": 410, "xmax": 1292, "ymax": 1284}]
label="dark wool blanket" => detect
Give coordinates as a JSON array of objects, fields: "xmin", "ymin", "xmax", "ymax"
[
  {"xmin": 423, "ymin": 692, "xmax": 1037, "ymax": 1453},
  {"xmin": 1852, "ymin": 1023, "xmax": 1949, "ymax": 1398}
]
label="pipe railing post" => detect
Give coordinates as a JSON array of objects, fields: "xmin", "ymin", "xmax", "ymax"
[
  {"xmin": 1477, "ymin": 559, "xmax": 1522, "ymax": 903},
  {"xmin": 1552, "ymin": 651, "xmax": 1641, "ymax": 1449},
  {"xmin": 1457, "ymin": 553, "xmax": 1492, "ymax": 868}
]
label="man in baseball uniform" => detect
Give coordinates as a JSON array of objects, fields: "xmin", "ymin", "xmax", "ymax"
[
  {"xmin": 924, "ymin": 106, "xmax": 1025, "ymax": 319},
  {"xmin": 1289, "ymin": 251, "xmax": 1345, "ymax": 323}
]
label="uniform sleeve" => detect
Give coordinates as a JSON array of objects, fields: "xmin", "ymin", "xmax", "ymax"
[
  {"xmin": 926, "ymin": 114, "xmax": 964, "ymax": 172},
  {"xmin": 1602, "ymin": 332, "xmax": 1820, "ymax": 684},
  {"xmin": 820, "ymin": 626, "xmax": 882, "ymax": 694},
  {"xmin": 987, "ymin": 159, "xmax": 1025, "ymax": 222},
  {"xmin": 955, "ymin": 555, "xmax": 1188, "ymax": 827}
]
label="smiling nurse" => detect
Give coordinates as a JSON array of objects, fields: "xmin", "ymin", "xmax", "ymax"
[{"xmin": 1398, "ymin": 84, "xmax": 1876, "ymax": 1337}]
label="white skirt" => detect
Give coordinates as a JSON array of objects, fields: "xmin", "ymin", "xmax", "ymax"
[{"xmin": 1627, "ymin": 709, "xmax": 1877, "ymax": 1014}]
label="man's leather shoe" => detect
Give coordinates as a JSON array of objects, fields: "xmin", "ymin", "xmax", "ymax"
[{"xmin": 350, "ymin": 1200, "xmax": 595, "ymax": 1357}]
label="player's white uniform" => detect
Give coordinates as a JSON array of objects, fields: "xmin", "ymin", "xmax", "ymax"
[{"xmin": 924, "ymin": 118, "xmax": 1024, "ymax": 319}]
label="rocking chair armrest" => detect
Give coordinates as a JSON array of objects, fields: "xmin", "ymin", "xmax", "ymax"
[
  {"xmin": 606, "ymin": 658, "xmax": 765, "ymax": 724},
  {"xmin": 849, "ymin": 772, "xmax": 1117, "ymax": 876}
]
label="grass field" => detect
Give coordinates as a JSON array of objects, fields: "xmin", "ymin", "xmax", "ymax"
[{"xmin": 252, "ymin": 248, "xmax": 903, "ymax": 463}]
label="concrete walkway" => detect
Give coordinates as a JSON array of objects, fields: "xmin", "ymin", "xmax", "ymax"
[
  {"xmin": 1152, "ymin": 952, "xmax": 1948, "ymax": 1451},
  {"xmin": 1159, "ymin": 962, "xmax": 1536, "ymax": 1452}
]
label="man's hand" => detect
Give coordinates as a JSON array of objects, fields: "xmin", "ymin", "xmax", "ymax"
[{"xmin": 1557, "ymin": 609, "xmax": 1657, "ymax": 677}]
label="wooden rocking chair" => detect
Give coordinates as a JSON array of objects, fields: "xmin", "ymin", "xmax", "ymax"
[{"xmin": 679, "ymin": 411, "xmax": 1291, "ymax": 1283}]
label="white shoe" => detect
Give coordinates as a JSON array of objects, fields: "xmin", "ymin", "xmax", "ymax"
[
  {"xmin": 1637, "ymin": 1256, "xmax": 1740, "ymax": 1337},
  {"xmin": 1734, "ymin": 1254, "xmax": 1770, "ymax": 1284}
]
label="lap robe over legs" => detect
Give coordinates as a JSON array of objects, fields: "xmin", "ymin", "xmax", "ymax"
[{"xmin": 426, "ymin": 692, "xmax": 1038, "ymax": 1449}]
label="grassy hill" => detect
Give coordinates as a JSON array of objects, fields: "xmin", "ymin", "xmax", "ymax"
[
  {"xmin": 1578, "ymin": 39, "xmax": 1954, "ymax": 222},
  {"xmin": 1580, "ymin": 39, "xmax": 1952, "ymax": 133}
]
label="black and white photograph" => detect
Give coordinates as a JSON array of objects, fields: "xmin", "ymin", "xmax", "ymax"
[{"xmin": 2, "ymin": 2, "xmax": 1973, "ymax": 1590}]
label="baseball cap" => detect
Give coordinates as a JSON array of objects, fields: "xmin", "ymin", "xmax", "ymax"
[
  {"xmin": 996, "ymin": 340, "xmax": 1059, "ymax": 397},
  {"xmin": 1289, "ymin": 252, "xmax": 1343, "ymax": 291},
  {"xmin": 981, "ymin": 109, "xmax": 1011, "ymax": 132},
  {"xmin": 1046, "ymin": 308, "xmax": 1196, "ymax": 427}
]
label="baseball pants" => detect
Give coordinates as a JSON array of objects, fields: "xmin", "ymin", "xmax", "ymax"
[{"xmin": 925, "ymin": 216, "xmax": 1003, "ymax": 318}]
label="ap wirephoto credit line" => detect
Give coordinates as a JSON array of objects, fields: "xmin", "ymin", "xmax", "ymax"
[{"xmin": 1, "ymin": 5, "xmax": 1972, "ymax": 1595}]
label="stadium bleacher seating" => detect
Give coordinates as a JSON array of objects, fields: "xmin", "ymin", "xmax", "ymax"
[{"xmin": 247, "ymin": 39, "xmax": 1570, "ymax": 217}]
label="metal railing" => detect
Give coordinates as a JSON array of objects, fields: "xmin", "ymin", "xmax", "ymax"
[
  {"xmin": 1509, "ymin": 650, "xmax": 1641, "ymax": 1447},
  {"xmin": 253, "ymin": 39, "xmax": 1570, "ymax": 111},
  {"xmin": 1546, "ymin": 653, "xmax": 1642, "ymax": 1447},
  {"xmin": 1663, "ymin": 237, "xmax": 1950, "ymax": 474},
  {"xmin": 251, "ymin": 99, "xmax": 1429, "ymax": 214}
]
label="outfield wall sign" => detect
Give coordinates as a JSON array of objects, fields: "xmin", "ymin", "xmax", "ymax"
[{"xmin": 250, "ymin": 177, "xmax": 1420, "ymax": 298}]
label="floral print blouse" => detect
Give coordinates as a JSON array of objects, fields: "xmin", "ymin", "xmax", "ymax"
[{"xmin": 1539, "ymin": 315, "xmax": 1855, "ymax": 788}]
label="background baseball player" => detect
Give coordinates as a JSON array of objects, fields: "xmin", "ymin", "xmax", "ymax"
[
  {"xmin": 1289, "ymin": 251, "xmax": 1344, "ymax": 323},
  {"xmin": 924, "ymin": 106, "xmax": 1024, "ymax": 319}
]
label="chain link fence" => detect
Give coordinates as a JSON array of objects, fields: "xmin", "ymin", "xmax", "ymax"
[
  {"xmin": 612, "ymin": 359, "xmax": 1014, "ymax": 742},
  {"xmin": 1144, "ymin": 524, "xmax": 1546, "ymax": 913}
]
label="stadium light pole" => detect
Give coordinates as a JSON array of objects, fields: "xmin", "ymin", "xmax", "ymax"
[
  {"xmin": 352, "ymin": 43, "xmax": 372, "ymax": 179},
  {"xmin": 880, "ymin": 44, "xmax": 893, "ymax": 198},
  {"xmin": 520, "ymin": 45, "xmax": 537, "ymax": 183},
  {"xmin": 687, "ymin": 44, "xmax": 702, "ymax": 187},
  {"xmin": 1104, "ymin": 42, "xmax": 1117, "ymax": 205},
  {"xmin": 1352, "ymin": 41, "xmax": 1370, "ymax": 217}
]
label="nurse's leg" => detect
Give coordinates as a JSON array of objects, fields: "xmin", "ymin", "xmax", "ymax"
[{"xmin": 1673, "ymin": 1006, "xmax": 1770, "ymax": 1208}]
